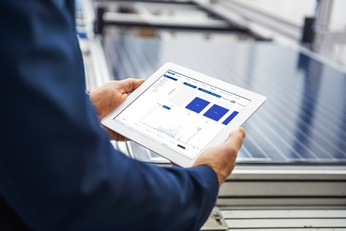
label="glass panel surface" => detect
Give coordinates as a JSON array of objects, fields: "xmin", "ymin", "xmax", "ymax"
[{"xmin": 103, "ymin": 36, "xmax": 346, "ymax": 165}]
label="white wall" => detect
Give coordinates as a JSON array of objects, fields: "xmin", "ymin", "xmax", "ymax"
[
  {"xmin": 330, "ymin": 0, "xmax": 346, "ymax": 30},
  {"xmin": 232, "ymin": 0, "xmax": 316, "ymax": 26},
  {"xmin": 232, "ymin": 0, "xmax": 346, "ymax": 30}
]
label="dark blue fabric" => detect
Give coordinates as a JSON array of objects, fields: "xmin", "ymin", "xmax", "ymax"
[{"xmin": 0, "ymin": 0, "xmax": 219, "ymax": 230}]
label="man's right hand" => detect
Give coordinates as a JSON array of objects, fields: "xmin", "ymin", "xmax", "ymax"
[{"xmin": 192, "ymin": 127, "xmax": 246, "ymax": 186}]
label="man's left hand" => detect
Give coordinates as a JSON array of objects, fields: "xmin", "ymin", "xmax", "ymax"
[{"xmin": 89, "ymin": 78, "xmax": 145, "ymax": 141}]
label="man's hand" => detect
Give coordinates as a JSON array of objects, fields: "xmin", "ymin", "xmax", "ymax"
[
  {"xmin": 89, "ymin": 78, "xmax": 145, "ymax": 141},
  {"xmin": 193, "ymin": 127, "xmax": 246, "ymax": 186}
]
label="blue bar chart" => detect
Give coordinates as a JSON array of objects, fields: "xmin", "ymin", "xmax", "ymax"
[{"xmin": 140, "ymin": 106, "xmax": 205, "ymax": 150}]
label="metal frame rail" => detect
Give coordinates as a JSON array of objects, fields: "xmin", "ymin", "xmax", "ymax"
[{"xmin": 92, "ymin": 0, "xmax": 271, "ymax": 41}]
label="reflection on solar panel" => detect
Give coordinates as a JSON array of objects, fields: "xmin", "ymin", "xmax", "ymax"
[{"xmin": 103, "ymin": 36, "xmax": 346, "ymax": 165}]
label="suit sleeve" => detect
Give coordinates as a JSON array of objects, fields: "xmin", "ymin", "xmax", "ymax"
[{"xmin": 0, "ymin": 1, "xmax": 219, "ymax": 231}]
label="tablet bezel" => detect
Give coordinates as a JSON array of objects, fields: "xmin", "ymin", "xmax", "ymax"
[{"xmin": 101, "ymin": 62, "xmax": 267, "ymax": 167}]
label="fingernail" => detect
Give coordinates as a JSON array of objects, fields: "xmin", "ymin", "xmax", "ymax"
[{"xmin": 238, "ymin": 127, "xmax": 246, "ymax": 138}]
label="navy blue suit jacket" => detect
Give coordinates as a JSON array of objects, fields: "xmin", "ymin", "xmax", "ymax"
[{"xmin": 0, "ymin": 0, "xmax": 219, "ymax": 230}]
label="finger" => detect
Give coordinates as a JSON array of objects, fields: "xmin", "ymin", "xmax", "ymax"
[
  {"xmin": 118, "ymin": 78, "xmax": 145, "ymax": 93},
  {"xmin": 227, "ymin": 127, "xmax": 246, "ymax": 139},
  {"xmin": 131, "ymin": 78, "xmax": 145, "ymax": 90},
  {"xmin": 104, "ymin": 126, "xmax": 129, "ymax": 141},
  {"xmin": 238, "ymin": 127, "xmax": 246, "ymax": 138},
  {"xmin": 225, "ymin": 127, "xmax": 246, "ymax": 151}
]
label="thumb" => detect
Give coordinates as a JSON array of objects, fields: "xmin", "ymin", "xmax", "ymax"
[
  {"xmin": 119, "ymin": 78, "xmax": 145, "ymax": 93},
  {"xmin": 225, "ymin": 127, "xmax": 246, "ymax": 151}
]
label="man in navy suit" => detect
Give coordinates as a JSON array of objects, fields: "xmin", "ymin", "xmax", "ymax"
[{"xmin": 0, "ymin": 0, "xmax": 246, "ymax": 230}]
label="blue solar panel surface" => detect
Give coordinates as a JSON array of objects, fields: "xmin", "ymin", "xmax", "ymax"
[{"xmin": 103, "ymin": 36, "xmax": 346, "ymax": 164}]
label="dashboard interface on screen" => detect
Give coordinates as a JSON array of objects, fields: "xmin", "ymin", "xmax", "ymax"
[{"xmin": 113, "ymin": 70, "xmax": 251, "ymax": 159}]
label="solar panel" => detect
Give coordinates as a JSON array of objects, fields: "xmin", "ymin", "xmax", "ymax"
[{"xmin": 103, "ymin": 36, "xmax": 346, "ymax": 165}]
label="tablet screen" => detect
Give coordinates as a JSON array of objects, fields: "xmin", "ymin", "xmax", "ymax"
[{"xmin": 113, "ymin": 70, "xmax": 251, "ymax": 159}]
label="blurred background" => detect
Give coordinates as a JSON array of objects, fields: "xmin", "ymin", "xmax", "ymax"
[
  {"xmin": 77, "ymin": 0, "xmax": 346, "ymax": 66},
  {"xmin": 75, "ymin": 1, "xmax": 346, "ymax": 230}
]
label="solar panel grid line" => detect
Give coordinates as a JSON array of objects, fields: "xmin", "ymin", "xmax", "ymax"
[
  {"xmin": 239, "ymin": 132, "xmax": 269, "ymax": 160},
  {"xmin": 253, "ymin": 106, "xmax": 328, "ymax": 160},
  {"xmin": 248, "ymin": 95, "xmax": 339, "ymax": 160},
  {"xmin": 134, "ymin": 40, "xmax": 257, "ymax": 160},
  {"xmin": 255, "ymin": 51, "xmax": 343, "ymax": 116},
  {"xmin": 116, "ymin": 45, "xmax": 129, "ymax": 80},
  {"xmin": 142, "ymin": 43, "xmax": 166, "ymax": 73},
  {"xmin": 204, "ymin": 60, "xmax": 302, "ymax": 161},
  {"xmin": 131, "ymin": 40, "xmax": 266, "ymax": 161},
  {"xmin": 141, "ymin": 40, "xmax": 161, "ymax": 77},
  {"xmin": 168, "ymin": 41, "xmax": 338, "ymax": 161},
  {"xmin": 114, "ymin": 40, "xmax": 130, "ymax": 79},
  {"xmin": 209, "ymin": 52, "xmax": 339, "ymax": 159},
  {"xmin": 170, "ymin": 49, "xmax": 207, "ymax": 78},
  {"xmin": 190, "ymin": 41, "xmax": 225, "ymax": 72},
  {"xmin": 123, "ymin": 39, "xmax": 143, "ymax": 77},
  {"xmin": 293, "ymin": 90, "xmax": 343, "ymax": 133},
  {"xmin": 238, "ymin": 79, "xmax": 341, "ymax": 161},
  {"xmin": 205, "ymin": 43, "xmax": 332, "ymax": 160},
  {"xmin": 312, "ymin": 103, "xmax": 346, "ymax": 140},
  {"xmin": 240, "ymin": 121, "xmax": 281, "ymax": 160},
  {"xmin": 123, "ymin": 38, "xmax": 143, "ymax": 78},
  {"xmin": 245, "ymin": 95, "xmax": 341, "ymax": 160},
  {"xmin": 105, "ymin": 36, "xmax": 346, "ymax": 164},
  {"xmin": 314, "ymin": 100, "xmax": 346, "ymax": 134},
  {"xmin": 293, "ymin": 84, "xmax": 341, "ymax": 120},
  {"xmin": 228, "ymin": 48, "xmax": 344, "ymax": 161},
  {"xmin": 237, "ymin": 154, "xmax": 272, "ymax": 162},
  {"xmin": 136, "ymin": 40, "xmax": 151, "ymax": 69},
  {"xmin": 237, "ymin": 144, "xmax": 253, "ymax": 159},
  {"xmin": 263, "ymin": 109, "xmax": 338, "ymax": 160},
  {"xmin": 130, "ymin": 41, "xmax": 147, "ymax": 77},
  {"xmin": 189, "ymin": 44, "xmax": 246, "ymax": 87},
  {"xmin": 188, "ymin": 43, "xmax": 236, "ymax": 82},
  {"xmin": 109, "ymin": 39, "xmax": 166, "ymax": 162},
  {"xmin": 243, "ymin": 117, "xmax": 290, "ymax": 161},
  {"xmin": 142, "ymin": 43, "xmax": 253, "ymax": 159},
  {"xmin": 167, "ymin": 41, "xmax": 207, "ymax": 73},
  {"xmin": 319, "ymin": 69, "xmax": 346, "ymax": 108},
  {"xmin": 304, "ymin": 68, "xmax": 340, "ymax": 110},
  {"xmin": 263, "ymin": 95, "xmax": 345, "ymax": 158},
  {"xmin": 251, "ymin": 110, "xmax": 313, "ymax": 161},
  {"xmin": 237, "ymin": 157, "xmax": 270, "ymax": 162},
  {"xmin": 127, "ymin": 38, "xmax": 154, "ymax": 78},
  {"xmin": 159, "ymin": 40, "xmax": 302, "ymax": 162},
  {"xmin": 108, "ymin": 48, "xmax": 121, "ymax": 79},
  {"xmin": 111, "ymin": 39, "xmax": 133, "ymax": 79},
  {"xmin": 190, "ymin": 42, "xmax": 342, "ymax": 161},
  {"xmin": 272, "ymin": 104, "xmax": 343, "ymax": 160},
  {"xmin": 115, "ymin": 39, "xmax": 133, "ymax": 78},
  {"xmin": 180, "ymin": 42, "xmax": 208, "ymax": 70},
  {"xmin": 120, "ymin": 39, "xmax": 144, "ymax": 79},
  {"xmin": 128, "ymin": 38, "xmax": 148, "ymax": 74},
  {"xmin": 104, "ymin": 38, "xmax": 120, "ymax": 79},
  {"xmin": 312, "ymin": 111, "xmax": 342, "ymax": 140},
  {"xmin": 241, "ymin": 133, "xmax": 271, "ymax": 160},
  {"xmin": 305, "ymin": 130, "xmax": 345, "ymax": 160},
  {"xmin": 135, "ymin": 39, "xmax": 164, "ymax": 78},
  {"xmin": 216, "ymin": 45, "xmax": 341, "ymax": 116},
  {"xmin": 262, "ymin": 98, "xmax": 344, "ymax": 156},
  {"xmin": 108, "ymin": 38, "xmax": 123, "ymax": 75},
  {"xmin": 146, "ymin": 39, "xmax": 162, "ymax": 67}
]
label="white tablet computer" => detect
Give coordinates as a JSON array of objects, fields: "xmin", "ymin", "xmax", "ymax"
[{"xmin": 101, "ymin": 63, "xmax": 266, "ymax": 167}]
